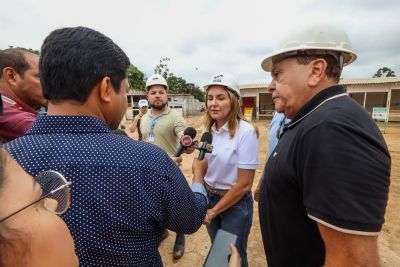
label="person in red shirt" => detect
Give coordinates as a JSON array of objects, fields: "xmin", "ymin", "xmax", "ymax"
[
  {"xmin": 0, "ymin": 93, "xmax": 3, "ymax": 114},
  {"xmin": 0, "ymin": 48, "xmax": 47, "ymax": 143}
]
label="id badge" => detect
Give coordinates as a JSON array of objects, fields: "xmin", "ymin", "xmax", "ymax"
[{"xmin": 147, "ymin": 132, "xmax": 155, "ymax": 142}]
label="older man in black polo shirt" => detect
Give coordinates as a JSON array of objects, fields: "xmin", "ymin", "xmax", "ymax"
[{"xmin": 258, "ymin": 24, "xmax": 391, "ymax": 267}]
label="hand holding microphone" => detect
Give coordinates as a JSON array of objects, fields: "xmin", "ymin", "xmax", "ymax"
[
  {"xmin": 192, "ymin": 132, "xmax": 213, "ymax": 183},
  {"xmin": 197, "ymin": 132, "xmax": 213, "ymax": 160},
  {"xmin": 174, "ymin": 127, "xmax": 197, "ymax": 157}
]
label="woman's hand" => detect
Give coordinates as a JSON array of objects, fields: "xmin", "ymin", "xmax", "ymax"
[
  {"xmin": 203, "ymin": 209, "xmax": 216, "ymax": 225},
  {"xmin": 228, "ymin": 244, "xmax": 241, "ymax": 267}
]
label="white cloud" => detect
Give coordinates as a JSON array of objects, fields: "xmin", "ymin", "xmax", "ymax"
[{"xmin": 1, "ymin": 0, "xmax": 399, "ymax": 86}]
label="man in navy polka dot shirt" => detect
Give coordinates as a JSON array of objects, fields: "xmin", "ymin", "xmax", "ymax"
[{"xmin": 5, "ymin": 26, "xmax": 208, "ymax": 266}]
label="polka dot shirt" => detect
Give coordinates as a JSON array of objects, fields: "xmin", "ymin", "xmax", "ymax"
[{"xmin": 5, "ymin": 115, "xmax": 207, "ymax": 266}]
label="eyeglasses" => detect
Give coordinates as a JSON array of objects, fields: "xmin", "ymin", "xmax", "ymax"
[{"xmin": 0, "ymin": 170, "xmax": 72, "ymax": 223}]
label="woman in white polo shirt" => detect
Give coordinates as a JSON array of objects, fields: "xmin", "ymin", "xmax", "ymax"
[{"xmin": 202, "ymin": 72, "xmax": 259, "ymax": 267}]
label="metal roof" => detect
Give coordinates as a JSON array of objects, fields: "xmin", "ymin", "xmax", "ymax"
[
  {"xmin": 239, "ymin": 77, "xmax": 400, "ymax": 90},
  {"xmin": 126, "ymin": 89, "xmax": 194, "ymax": 97},
  {"xmin": 240, "ymin": 83, "xmax": 268, "ymax": 90},
  {"xmin": 127, "ymin": 89, "xmax": 146, "ymax": 95},
  {"xmin": 340, "ymin": 77, "xmax": 400, "ymax": 85}
]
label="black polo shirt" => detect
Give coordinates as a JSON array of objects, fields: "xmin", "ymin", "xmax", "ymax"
[{"xmin": 258, "ymin": 85, "xmax": 391, "ymax": 267}]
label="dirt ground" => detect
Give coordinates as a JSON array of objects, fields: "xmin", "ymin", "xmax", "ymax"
[{"xmin": 156, "ymin": 115, "xmax": 400, "ymax": 267}]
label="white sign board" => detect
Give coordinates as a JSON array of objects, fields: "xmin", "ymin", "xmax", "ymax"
[{"xmin": 372, "ymin": 107, "xmax": 388, "ymax": 121}]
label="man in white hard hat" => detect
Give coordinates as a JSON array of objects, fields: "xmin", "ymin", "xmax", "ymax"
[
  {"xmin": 258, "ymin": 24, "xmax": 390, "ymax": 267},
  {"xmin": 126, "ymin": 99, "xmax": 148, "ymax": 140},
  {"xmin": 138, "ymin": 98, "xmax": 149, "ymax": 109},
  {"xmin": 140, "ymin": 73, "xmax": 191, "ymax": 259}
]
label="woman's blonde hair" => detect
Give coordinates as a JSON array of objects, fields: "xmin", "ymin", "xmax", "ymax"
[{"xmin": 203, "ymin": 87, "xmax": 259, "ymax": 139}]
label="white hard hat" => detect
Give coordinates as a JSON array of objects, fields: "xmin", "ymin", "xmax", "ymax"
[
  {"xmin": 138, "ymin": 99, "xmax": 148, "ymax": 108},
  {"xmin": 261, "ymin": 24, "xmax": 357, "ymax": 72},
  {"xmin": 146, "ymin": 74, "xmax": 168, "ymax": 90},
  {"xmin": 203, "ymin": 72, "xmax": 240, "ymax": 98}
]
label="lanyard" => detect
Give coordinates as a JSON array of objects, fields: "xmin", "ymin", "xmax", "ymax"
[{"xmin": 149, "ymin": 115, "xmax": 162, "ymax": 130}]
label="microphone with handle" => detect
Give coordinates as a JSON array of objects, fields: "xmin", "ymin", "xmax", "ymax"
[
  {"xmin": 174, "ymin": 127, "xmax": 197, "ymax": 157},
  {"xmin": 198, "ymin": 132, "xmax": 213, "ymax": 160}
]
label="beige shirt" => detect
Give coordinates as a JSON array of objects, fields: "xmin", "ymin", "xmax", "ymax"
[{"xmin": 140, "ymin": 106, "xmax": 186, "ymax": 156}]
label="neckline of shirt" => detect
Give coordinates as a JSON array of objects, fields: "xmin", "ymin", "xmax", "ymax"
[
  {"xmin": 288, "ymin": 85, "xmax": 346, "ymax": 129},
  {"xmin": 0, "ymin": 89, "xmax": 37, "ymax": 114},
  {"xmin": 29, "ymin": 115, "xmax": 111, "ymax": 134},
  {"xmin": 149, "ymin": 106, "xmax": 171, "ymax": 119},
  {"xmin": 212, "ymin": 121, "xmax": 229, "ymax": 133}
]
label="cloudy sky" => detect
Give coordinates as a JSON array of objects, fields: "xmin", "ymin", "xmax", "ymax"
[{"xmin": 1, "ymin": 0, "xmax": 399, "ymax": 87}]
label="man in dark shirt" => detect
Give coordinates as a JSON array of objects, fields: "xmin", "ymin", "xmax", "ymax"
[
  {"xmin": 0, "ymin": 48, "xmax": 47, "ymax": 143},
  {"xmin": 258, "ymin": 24, "xmax": 391, "ymax": 267},
  {"xmin": 5, "ymin": 26, "xmax": 208, "ymax": 266}
]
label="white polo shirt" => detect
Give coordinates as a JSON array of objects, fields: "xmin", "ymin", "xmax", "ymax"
[{"xmin": 205, "ymin": 119, "xmax": 259, "ymax": 190}]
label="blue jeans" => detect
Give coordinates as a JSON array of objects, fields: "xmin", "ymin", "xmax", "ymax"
[{"xmin": 206, "ymin": 191, "xmax": 253, "ymax": 267}]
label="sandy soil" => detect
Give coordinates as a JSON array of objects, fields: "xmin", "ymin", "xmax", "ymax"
[{"xmin": 156, "ymin": 115, "xmax": 400, "ymax": 267}]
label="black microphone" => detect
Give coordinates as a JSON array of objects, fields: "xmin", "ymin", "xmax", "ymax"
[
  {"xmin": 198, "ymin": 132, "xmax": 213, "ymax": 160},
  {"xmin": 174, "ymin": 127, "xmax": 197, "ymax": 157}
]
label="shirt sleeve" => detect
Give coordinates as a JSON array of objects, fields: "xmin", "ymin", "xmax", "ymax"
[
  {"xmin": 237, "ymin": 124, "xmax": 259, "ymax": 169},
  {"xmin": 0, "ymin": 112, "xmax": 36, "ymax": 141},
  {"xmin": 173, "ymin": 114, "xmax": 187, "ymax": 137},
  {"xmin": 159, "ymin": 155, "xmax": 207, "ymax": 233},
  {"xmin": 191, "ymin": 182, "xmax": 209, "ymax": 205},
  {"xmin": 300, "ymin": 121, "xmax": 390, "ymax": 234}
]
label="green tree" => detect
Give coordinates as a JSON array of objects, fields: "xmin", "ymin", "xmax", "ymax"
[
  {"xmin": 153, "ymin": 57, "xmax": 205, "ymax": 102},
  {"xmin": 192, "ymin": 86, "xmax": 205, "ymax": 102},
  {"xmin": 154, "ymin": 57, "xmax": 170, "ymax": 79},
  {"xmin": 373, "ymin": 67, "xmax": 396, "ymax": 78},
  {"xmin": 127, "ymin": 64, "xmax": 146, "ymax": 90},
  {"xmin": 167, "ymin": 75, "xmax": 189, "ymax": 94}
]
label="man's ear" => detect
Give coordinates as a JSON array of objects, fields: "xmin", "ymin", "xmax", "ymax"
[
  {"xmin": 308, "ymin": 59, "xmax": 327, "ymax": 87},
  {"xmin": 99, "ymin": 76, "xmax": 113, "ymax": 103},
  {"xmin": 2, "ymin": 67, "xmax": 19, "ymax": 86}
]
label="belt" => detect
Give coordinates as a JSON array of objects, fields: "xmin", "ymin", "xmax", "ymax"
[{"xmin": 204, "ymin": 183, "xmax": 229, "ymax": 196}]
